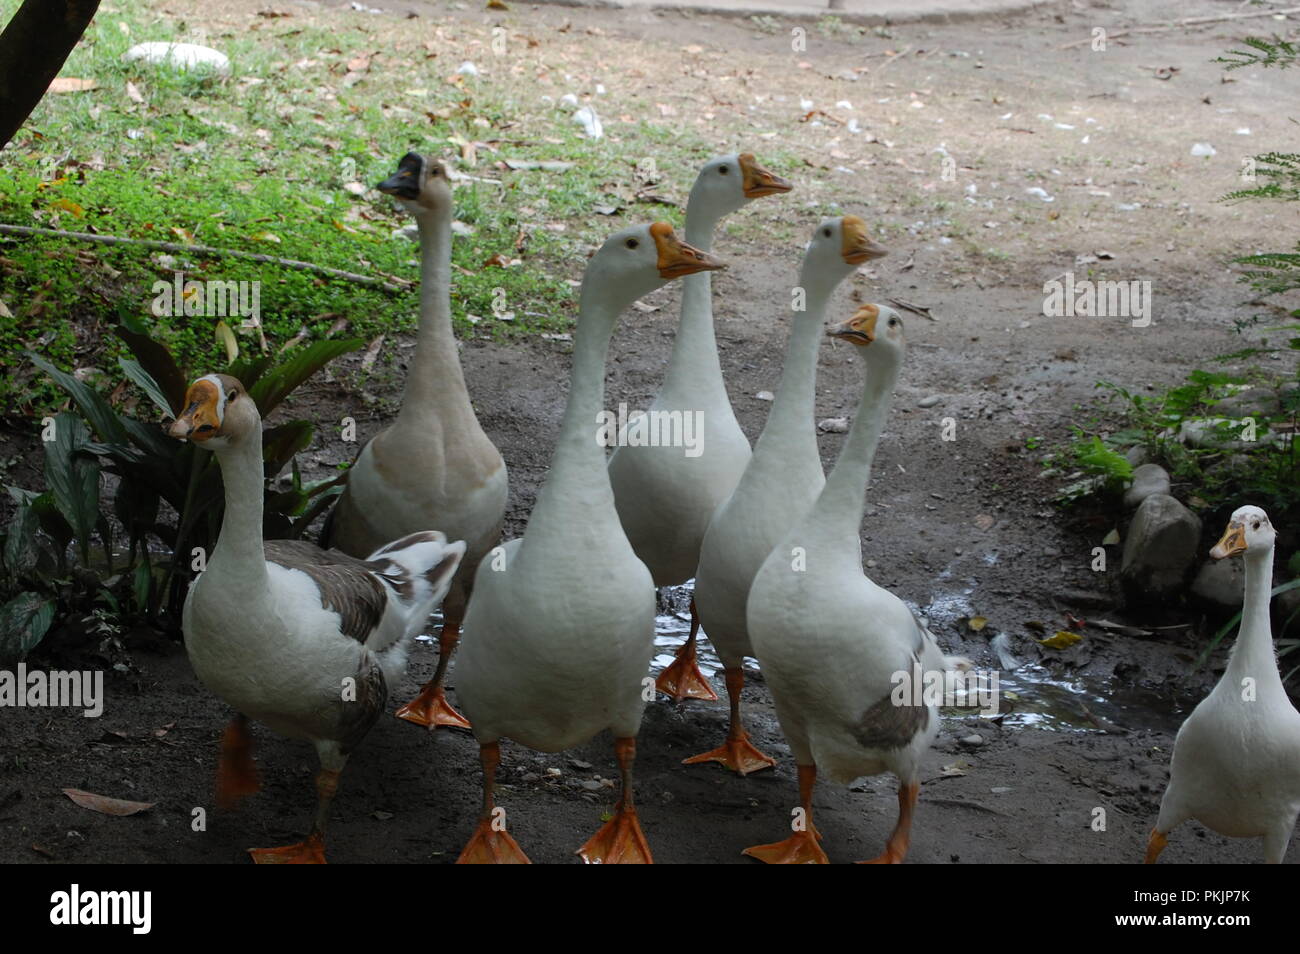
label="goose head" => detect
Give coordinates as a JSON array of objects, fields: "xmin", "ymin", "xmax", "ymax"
[
  {"xmin": 688, "ymin": 152, "xmax": 792, "ymax": 223},
  {"xmin": 168, "ymin": 373, "xmax": 258, "ymax": 450},
  {"xmin": 376, "ymin": 152, "xmax": 451, "ymax": 216},
  {"xmin": 827, "ymin": 303, "xmax": 906, "ymax": 364},
  {"xmin": 583, "ymin": 222, "xmax": 726, "ymax": 307},
  {"xmin": 800, "ymin": 215, "xmax": 888, "ymax": 298},
  {"xmin": 1210, "ymin": 505, "xmax": 1275, "ymax": 560}
]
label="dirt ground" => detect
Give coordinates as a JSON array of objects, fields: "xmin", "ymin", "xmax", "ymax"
[{"xmin": 3, "ymin": 0, "xmax": 1299, "ymax": 862}]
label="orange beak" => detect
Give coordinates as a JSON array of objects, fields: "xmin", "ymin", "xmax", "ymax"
[
  {"xmin": 738, "ymin": 153, "xmax": 793, "ymax": 198},
  {"xmin": 826, "ymin": 304, "xmax": 880, "ymax": 346},
  {"xmin": 650, "ymin": 222, "xmax": 727, "ymax": 279},
  {"xmin": 1210, "ymin": 523, "xmax": 1248, "ymax": 560},
  {"xmin": 841, "ymin": 215, "xmax": 888, "ymax": 265},
  {"xmin": 168, "ymin": 379, "xmax": 222, "ymax": 442}
]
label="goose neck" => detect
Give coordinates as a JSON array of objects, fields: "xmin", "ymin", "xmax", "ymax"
[
  {"xmin": 209, "ymin": 425, "xmax": 269, "ymax": 583},
  {"xmin": 1229, "ymin": 545, "xmax": 1281, "ymax": 686}
]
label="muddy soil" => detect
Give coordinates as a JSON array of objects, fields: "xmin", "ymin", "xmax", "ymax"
[{"xmin": 2, "ymin": 0, "xmax": 1298, "ymax": 862}]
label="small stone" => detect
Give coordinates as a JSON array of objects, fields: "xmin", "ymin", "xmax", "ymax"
[
  {"xmin": 818, "ymin": 417, "xmax": 849, "ymax": 433},
  {"xmin": 990, "ymin": 786, "xmax": 1012, "ymax": 794},
  {"xmin": 1122, "ymin": 463, "xmax": 1171, "ymax": 509},
  {"xmin": 960, "ymin": 734, "xmax": 984, "ymax": 747},
  {"xmin": 580, "ymin": 780, "xmax": 603, "ymax": 792},
  {"xmin": 1124, "ymin": 445, "xmax": 1148, "ymax": 468},
  {"xmin": 1120, "ymin": 493, "xmax": 1202, "ymax": 602},
  {"xmin": 1191, "ymin": 558, "xmax": 1245, "ymax": 610},
  {"xmin": 755, "ymin": 390, "xmax": 775, "ymax": 401},
  {"xmin": 917, "ymin": 395, "xmax": 943, "ymax": 408},
  {"xmin": 545, "ymin": 767, "xmax": 562, "ymax": 777},
  {"xmin": 521, "ymin": 772, "xmax": 540, "ymax": 783},
  {"xmin": 569, "ymin": 759, "xmax": 592, "ymax": 770}
]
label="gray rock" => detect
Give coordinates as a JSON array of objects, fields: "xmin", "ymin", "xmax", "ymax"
[
  {"xmin": 1124, "ymin": 445, "xmax": 1148, "ymax": 468},
  {"xmin": 917, "ymin": 395, "xmax": 943, "ymax": 408},
  {"xmin": 1121, "ymin": 493, "xmax": 1202, "ymax": 602},
  {"xmin": 1122, "ymin": 463, "xmax": 1171, "ymax": 509},
  {"xmin": 1190, "ymin": 558, "xmax": 1245, "ymax": 610},
  {"xmin": 960, "ymin": 734, "xmax": 985, "ymax": 747},
  {"xmin": 1210, "ymin": 387, "xmax": 1280, "ymax": 418}
]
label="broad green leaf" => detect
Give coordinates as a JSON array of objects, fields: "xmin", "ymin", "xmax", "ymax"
[
  {"xmin": 2, "ymin": 504, "xmax": 40, "ymax": 577},
  {"xmin": 115, "ymin": 321, "xmax": 187, "ymax": 414},
  {"xmin": 43, "ymin": 413, "xmax": 101, "ymax": 560},
  {"xmin": 262, "ymin": 421, "xmax": 313, "ymax": 479},
  {"xmin": 133, "ymin": 553, "xmax": 152, "ymax": 612},
  {"xmin": 119, "ymin": 358, "xmax": 176, "ymax": 419},
  {"xmin": 31, "ymin": 492, "xmax": 73, "ymax": 557},
  {"xmin": 0, "ymin": 592, "xmax": 56, "ymax": 662},
  {"xmin": 29, "ymin": 353, "xmax": 129, "ymax": 444},
  {"xmin": 250, "ymin": 338, "xmax": 363, "ymax": 416}
]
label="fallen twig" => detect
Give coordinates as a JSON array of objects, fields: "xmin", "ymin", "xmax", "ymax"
[
  {"xmin": 888, "ymin": 296, "xmax": 937, "ymax": 321},
  {"xmin": 1060, "ymin": 6, "xmax": 1300, "ymax": 49},
  {"xmin": 0, "ymin": 224, "xmax": 412, "ymax": 293}
]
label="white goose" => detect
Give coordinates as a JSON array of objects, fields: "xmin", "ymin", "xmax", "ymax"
[
  {"xmin": 1147, "ymin": 505, "xmax": 1300, "ymax": 864},
  {"xmin": 745, "ymin": 305, "xmax": 962, "ymax": 863},
  {"xmin": 169, "ymin": 374, "xmax": 465, "ymax": 863},
  {"xmin": 453, "ymin": 223, "xmax": 725, "ymax": 864},
  {"xmin": 607, "ymin": 153, "xmax": 791, "ymax": 703},
  {"xmin": 690, "ymin": 216, "xmax": 886, "ymax": 774},
  {"xmin": 325, "ymin": 152, "xmax": 507, "ymax": 731}
]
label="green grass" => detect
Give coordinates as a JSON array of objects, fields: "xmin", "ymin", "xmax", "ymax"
[{"xmin": 0, "ymin": 0, "xmax": 731, "ymax": 417}]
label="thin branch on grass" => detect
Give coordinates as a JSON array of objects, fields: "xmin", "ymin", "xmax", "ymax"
[{"xmin": 0, "ymin": 224, "xmax": 412, "ymax": 294}]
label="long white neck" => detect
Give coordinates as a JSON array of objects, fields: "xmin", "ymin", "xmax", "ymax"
[
  {"xmin": 209, "ymin": 424, "xmax": 269, "ymax": 585},
  {"xmin": 393, "ymin": 202, "xmax": 470, "ymax": 434},
  {"xmin": 805, "ymin": 352, "xmax": 901, "ymax": 566},
  {"xmin": 752, "ymin": 258, "xmax": 847, "ymax": 461},
  {"xmin": 524, "ymin": 271, "xmax": 626, "ymax": 538},
  {"xmin": 659, "ymin": 204, "xmax": 726, "ymax": 404},
  {"xmin": 1227, "ymin": 544, "xmax": 1282, "ymax": 692}
]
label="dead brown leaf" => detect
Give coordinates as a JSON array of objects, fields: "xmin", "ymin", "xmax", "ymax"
[{"xmin": 62, "ymin": 788, "xmax": 154, "ymax": 816}]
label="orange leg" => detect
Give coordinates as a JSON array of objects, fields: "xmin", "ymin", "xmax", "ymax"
[
  {"xmin": 742, "ymin": 764, "xmax": 829, "ymax": 864},
  {"xmin": 249, "ymin": 769, "xmax": 337, "ymax": 864},
  {"xmin": 577, "ymin": 737, "xmax": 654, "ymax": 864},
  {"xmin": 859, "ymin": 780, "xmax": 918, "ymax": 864},
  {"xmin": 216, "ymin": 714, "xmax": 259, "ymax": 810},
  {"xmin": 655, "ymin": 600, "xmax": 718, "ymax": 701},
  {"xmin": 683, "ymin": 667, "xmax": 776, "ymax": 774},
  {"xmin": 395, "ymin": 619, "xmax": 472, "ymax": 730},
  {"xmin": 457, "ymin": 742, "xmax": 531, "ymax": 864},
  {"xmin": 1144, "ymin": 828, "xmax": 1168, "ymax": 864}
]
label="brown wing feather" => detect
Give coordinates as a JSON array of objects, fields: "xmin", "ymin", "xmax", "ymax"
[{"xmin": 264, "ymin": 540, "xmax": 388, "ymax": 643}]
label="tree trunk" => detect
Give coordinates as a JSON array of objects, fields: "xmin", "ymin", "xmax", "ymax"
[{"xmin": 0, "ymin": 0, "xmax": 102, "ymax": 150}]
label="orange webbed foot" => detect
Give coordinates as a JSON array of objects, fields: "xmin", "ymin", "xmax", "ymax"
[
  {"xmin": 457, "ymin": 818, "xmax": 532, "ymax": 864},
  {"xmin": 1144, "ymin": 828, "xmax": 1168, "ymax": 864},
  {"xmin": 395, "ymin": 684, "xmax": 472, "ymax": 730},
  {"xmin": 655, "ymin": 644, "xmax": 718, "ymax": 702},
  {"xmin": 249, "ymin": 831, "xmax": 326, "ymax": 864},
  {"xmin": 577, "ymin": 807, "xmax": 654, "ymax": 864},
  {"xmin": 742, "ymin": 829, "xmax": 828, "ymax": 865},
  {"xmin": 216, "ymin": 717, "xmax": 259, "ymax": 810},
  {"xmin": 683, "ymin": 731, "xmax": 776, "ymax": 775}
]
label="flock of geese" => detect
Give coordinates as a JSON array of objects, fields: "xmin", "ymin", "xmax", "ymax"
[{"xmin": 163, "ymin": 150, "xmax": 1300, "ymax": 864}]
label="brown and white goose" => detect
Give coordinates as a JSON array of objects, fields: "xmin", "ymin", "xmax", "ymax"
[
  {"xmin": 324, "ymin": 152, "xmax": 507, "ymax": 731},
  {"xmin": 170, "ymin": 374, "xmax": 465, "ymax": 863}
]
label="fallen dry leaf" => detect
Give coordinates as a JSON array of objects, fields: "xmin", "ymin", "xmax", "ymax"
[
  {"xmin": 63, "ymin": 788, "xmax": 154, "ymax": 816},
  {"xmin": 1038, "ymin": 630, "xmax": 1083, "ymax": 650},
  {"xmin": 49, "ymin": 77, "xmax": 98, "ymax": 93},
  {"xmin": 967, "ymin": 615, "xmax": 988, "ymax": 632}
]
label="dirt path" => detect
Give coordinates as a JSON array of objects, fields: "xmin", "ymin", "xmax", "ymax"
[{"xmin": 3, "ymin": 0, "xmax": 1299, "ymax": 862}]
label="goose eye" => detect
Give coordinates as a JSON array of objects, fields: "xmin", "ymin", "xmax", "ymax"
[
  {"xmin": 1253, "ymin": 520, "xmax": 1261, "ymax": 530},
  {"xmin": 889, "ymin": 318, "xmax": 898, "ymax": 327},
  {"xmin": 823, "ymin": 228, "xmax": 832, "ymax": 238},
  {"xmin": 626, "ymin": 238, "xmax": 639, "ymax": 249},
  {"xmin": 227, "ymin": 390, "xmax": 238, "ymax": 402},
  {"xmin": 719, "ymin": 165, "xmax": 729, "ymax": 174}
]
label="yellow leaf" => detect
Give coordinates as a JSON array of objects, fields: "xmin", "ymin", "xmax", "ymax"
[
  {"xmin": 50, "ymin": 198, "xmax": 85, "ymax": 218},
  {"xmin": 250, "ymin": 230, "xmax": 281, "ymax": 244},
  {"xmin": 332, "ymin": 219, "xmax": 359, "ymax": 234},
  {"xmin": 1039, "ymin": 631, "xmax": 1082, "ymax": 650},
  {"xmin": 169, "ymin": 226, "xmax": 195, "ymax": 244},
  {"xmin": 967, "ymin": 615, "xmax": 988, "ymax": 632},
  {"xmin": 214, "ymin": 321, "xmax": 239, "ymax": 364},
  {"xmin": 48, "ymin": 77, "xmax": 98, "ymax": 93}
]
